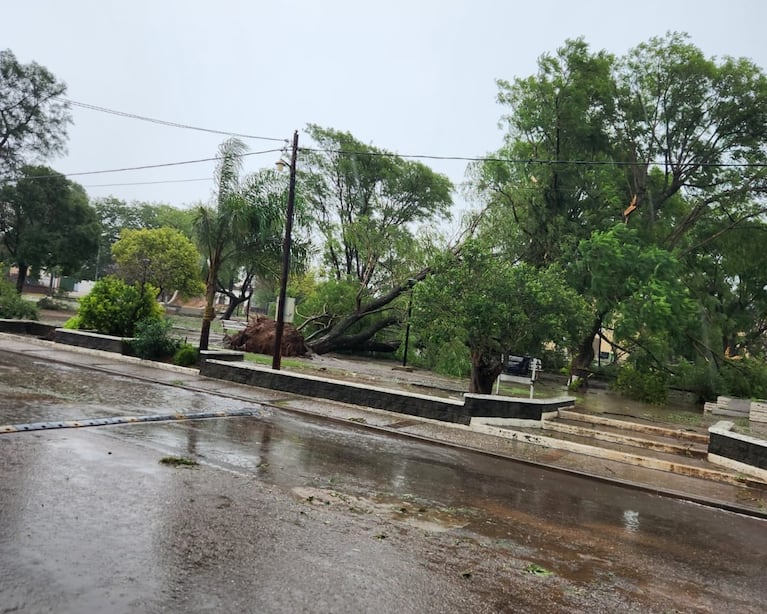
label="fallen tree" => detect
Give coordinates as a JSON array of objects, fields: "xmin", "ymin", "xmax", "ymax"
[{"xmin": 224, "ymin": 314, "xmax": 310, "ymax": 357}]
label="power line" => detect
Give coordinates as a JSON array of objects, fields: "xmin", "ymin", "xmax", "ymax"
[
  {"xmin": 82, "ymin": 177, "xmax": 211, "ymax": 188},
  {"xmin": 23, "ymin": 147, "xmax": 284, "ymax": 181},
  {"xmin": 300, "ymin": 147, "xmax": 767, "ymax": 168},
  {"xmin": 61, "ymin": 97, "xmax": 287, "ymax": 143},
  {"xmin": 54, "ymin": 98, "xmax": 767, "ymax": 170}
]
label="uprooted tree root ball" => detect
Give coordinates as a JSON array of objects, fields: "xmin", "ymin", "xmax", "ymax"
[{"xmin": 223, "ymin": 314, "xmax": 310, "ymax": 357}]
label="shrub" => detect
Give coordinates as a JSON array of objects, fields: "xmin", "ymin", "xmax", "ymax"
[
  {"xmin": 672, "ymin": 357, "xmax": 767, "ymax": 402},
  {"xmin": 0, "ymin": 278, "xmax": 38, "ymax": 319},
  {"xmin": 129, "ymin": 318, "xmax": 180, "ymax": 360},
  {"xmin": 719, "ymin": 358, "xmax": 767, "ymax": 400},
  {"xmin": 173, "ymin": 343, "xmax": 199, "ymax": 367},
  {"xmin": 73, "ymin": 276, "xmax": 163, "ymax": 337},
  {"xmin": 613, "ymin": 364, "xmax": 669, "ymax": 405},
  {"xmin": 37, "ymin": 296, "xmax": 70, "ymax": 310},
  {"xmin": 426, "ymin": 338, "xmax": 471, "ymax": 378},
  {"xmin": 671, "ymin": 360, "xmax": 723, "ymax": 403}
]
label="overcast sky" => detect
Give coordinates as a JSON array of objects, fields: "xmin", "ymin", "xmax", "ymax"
[{"xmin": 3, "ymin": 1, "xmax": 766, "ymax": 212}]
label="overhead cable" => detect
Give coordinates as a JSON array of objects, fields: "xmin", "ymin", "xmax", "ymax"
[
  {"xmin": 60, "ymin": 97, "xmax": 287, "ymax": 143},
  {"xmin": 38, "ymin": 147, "xmax": 284, "ymax": 180}
]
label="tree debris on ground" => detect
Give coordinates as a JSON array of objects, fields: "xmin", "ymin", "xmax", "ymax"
[{"xmin": 223, "ymin": 314, "xmax": 310, "ymax": 357}]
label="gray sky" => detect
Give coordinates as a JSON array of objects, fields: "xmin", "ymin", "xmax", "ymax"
[{"xmin": 3, "ymin": 1, "xmax": 766, "ymax": 211}]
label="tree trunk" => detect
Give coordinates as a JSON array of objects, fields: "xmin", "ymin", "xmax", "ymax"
[
  {"xmin": 15, "ymin": 262, "xmax": 28, "ymax": 294},
  {"xmin": 198, "ymin": 270, "xmax": 217, "ymax": 351},
  {"xmin": 306, "ymin": 273, "xmax": 430, "ymax": 355},
  {"xmin": 309, "ymin": 314, "xmax": 400, "ymax": 354},
  {"xmin": 220, "ymin": 287, "xmax": 251, "ymax": 320},
  {"xmin": 469, "ymin": 349, "xmax": 502, "ymax": 394},
  {"xmin": 571, "ymin": 315, "xmax": 603, "ymax": 371}
]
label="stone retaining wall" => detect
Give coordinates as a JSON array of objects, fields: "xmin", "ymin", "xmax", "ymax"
[
  {"xmin": 53, "ymin": 328, "xmax": 130, "ymax": 354},
  {"xmin": 708, "ymin": 420, "xmax": 767, "ymax": 481},
  {"xmin": 465, "ymin": 393, "xmax": 575, "ymax": 423},
  {"xmin": 0, "ymin": 319, "xmax": 56, "ymax": 338},
  {"xmin": 200, "ymin": 359, "xmax": 575, "ymax": 425}
]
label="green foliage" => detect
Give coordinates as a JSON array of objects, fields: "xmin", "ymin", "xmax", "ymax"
[
  {"xmin": 0, "ymin": 166, "xmax": 99, "ymax": 291},
  {"xmin": 411, "ymin": 239, "xmax": 591, "ymax": 390},
  {"xmin": 425, "ymin": 338, "xmax": 471, "ymax": 378},
  {"xmin": 85, "ymin": 197, "xmax": 197, "ymax": 280},
  {"xmin": 486, "ymin": 37, "xmax": 619, "ymax": 267},
  {"xmin": 576, "ymin": 224, "xmax": 697, "ymax": 365},
  {"xmin": 718, "ymin": 359, "xmax": 767, "ymax": 400},
  {"xmin": 194, "ymin": 138, "xmax": 291, "ymax": 349},
  {"xmin": 0, "ymin": 277, "xmax": 38, "ymax": 319},
  {"xmin": 482, "ymin": 33, "xmax": 767, "ymax": 377},
  {"xmin": 63, "ymin": 315, "xmax": 81, "ymax": 329},
  {"xmin": 0, "ymin": 49, "xmax": 71, "ymax": 176},
  {"xmin": 173, "ymin": 343, "xmax": 199, "ymax": 367},
  {"xmin": 295, "ymin": 277, "xmax": 358, "ymax": 332},
  {"xmin": 72, "ymin": 276, "xmax": 163, "ymax": 336},
  {"xmin": 111, "ymin": 227, "xmax": 204, "ymax": 301},
  {"xmin": 304, "ymin": 125, "xmax": 453, "ymax": 293},
  {"xmin": 613, "ymin": 364, "xmax": 669, "ymax": 405},
  {"xmin": 671, "ymin": 360, "xmax": 723, "ymax": 403},
  {"xmin": 36, "ymin": 296, "xmax": 69, "ymax": 310},
  {"xmin": 129, "ymin": 318, "xmax": 181, "ymax": 360}
]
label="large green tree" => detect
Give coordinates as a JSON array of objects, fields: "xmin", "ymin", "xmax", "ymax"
[
  {"xmin": 299, "ymin": 125, "xmax": 453, "ymax": 354},
  {"xmin": 0, "ymin": 50, "xmax": 71, "ymax": 178},
  {"xmin": 0, "ymin": 165, "xmax": 99, "ymax": 292},
  {"xmin": 86, "ymin": 197, "xmax": 196, "ymax": 280},
  {"xmin": 412, "ymin": 239, "xmax": 591, "ymax": 393},
  {"xmin": 479, "ymin": 33, "xmax": 767, "ymax": 377},
  {"xmin": 111, "ymin": 227, "xmax": 204, "ymax": 302}
]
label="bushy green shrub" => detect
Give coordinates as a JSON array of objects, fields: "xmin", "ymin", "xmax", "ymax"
[
  {"xmin": 719, "ymin": 358, "xmax": 767, "ymax": 400},
  {"xmin": 671, "ymin": 360, "xmax": 723, "ymax": 403},
  {"xmin": 539, "ymin": 348, "xmax": 569, "ymax": 372},
  {"xmin": 421, "ymin": 338, "xmax": 471, "ymax": 378},
  {"xmin": 63, "ymin": 315, "xmax": 82, "ymax": 329},
  {"xmin": 173, "ymin": 343, "xmax": 199, "ymax": 367},
  {"xmin": 71, "ymin": 276, "xmax": 163, "ymax": 337},
  {"xmin": 129, "ymin": 318, "xmax": 180, "ymax": 360},
  {"xmin": 37, "ymin": 296, "xmax": 71, "ymax": 311},
  {"xmin": 0, "ymin": 278, "xmax": 38, "ymax": 319},
  {"xmin": 613, "ymin": 364, "xmax": 669, "ymax": 405},
  {"xmin": 672, "ymin": 357, "xmax": 767, "ymax": 402}
]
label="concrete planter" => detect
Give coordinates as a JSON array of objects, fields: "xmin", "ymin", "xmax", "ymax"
[
  {"xmin": 200, "ymin": 359, "xmax": 575, "ymax": 426},
  {"xmin": 750, "ymin": 401, "xmax": 767, "ymax": 424},
  {"xmin": 464, "ymin": 394, "xmax": 575, "ymax": 427},
  {"xmin": 708, "ymin": 420, "xmax": 767, "ymax": 481},
  {"xmin": 54, "ymin": 328, "xmax": 132, "ymax": 354},
  {"xmin": 0, "ymin": 319, "xmax": 56, "ymax": 338}
]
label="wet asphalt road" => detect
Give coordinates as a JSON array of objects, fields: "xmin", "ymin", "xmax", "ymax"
[{"xmin": 1, "ymin": 351, "xmax": 767, "ymax": 613}]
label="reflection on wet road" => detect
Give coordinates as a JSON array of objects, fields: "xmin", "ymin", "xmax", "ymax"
[{"xmin": 1, "ymin": 350, "xmax": 766, "ymax": 612}]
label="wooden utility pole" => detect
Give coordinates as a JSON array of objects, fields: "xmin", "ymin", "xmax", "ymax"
[{"xmin": 272, "ymin": 130, "xmax": 299, "ymax": 370}]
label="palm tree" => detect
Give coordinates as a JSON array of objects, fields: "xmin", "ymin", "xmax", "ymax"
[
  {"xmin": 195, "ymin": 138, "xmax": 285, "ymax": 350},
  {"xmin": 194, "ymin": 138, "xmax": 258, "ymax": 350}
]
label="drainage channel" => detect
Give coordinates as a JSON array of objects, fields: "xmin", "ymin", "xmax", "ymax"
[{"xmin": 0, "ymin": 408, "xmax": 260, "ymax": 434}]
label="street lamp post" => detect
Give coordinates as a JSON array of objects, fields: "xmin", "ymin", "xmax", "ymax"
[{"xmin": 272, "ymin": 130, "xmax": 299, "ymax": 370}]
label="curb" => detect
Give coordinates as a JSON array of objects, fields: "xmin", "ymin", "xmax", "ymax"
[{"xmin": 2, "ymin": 333, "xmax": 767, "ymax": 520}]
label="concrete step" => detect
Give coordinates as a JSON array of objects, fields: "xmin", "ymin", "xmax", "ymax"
[
  {"xmin": 557, "ymin": 409, "xmax": 709, "ymax": 444},
  {"xmin": 546, "ymin": 410, "xmax": 709, "ymax": 458},
  {"xmin": 543, "ymin": 418, "xmax": 707, "ymax": 458},
  {"xmin": 471, "ymin": 420, "xmax": 766, "ymax": 488}
]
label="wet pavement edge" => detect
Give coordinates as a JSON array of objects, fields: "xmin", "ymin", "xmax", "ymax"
[{"xmin": 2, "ymin": 332, "xmax": 766, "ymax": 520}]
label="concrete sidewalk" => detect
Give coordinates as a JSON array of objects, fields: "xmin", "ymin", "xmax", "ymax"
[{"xmin": 2, "ymin": 332, "xmax": 766, "ymax": 519}]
